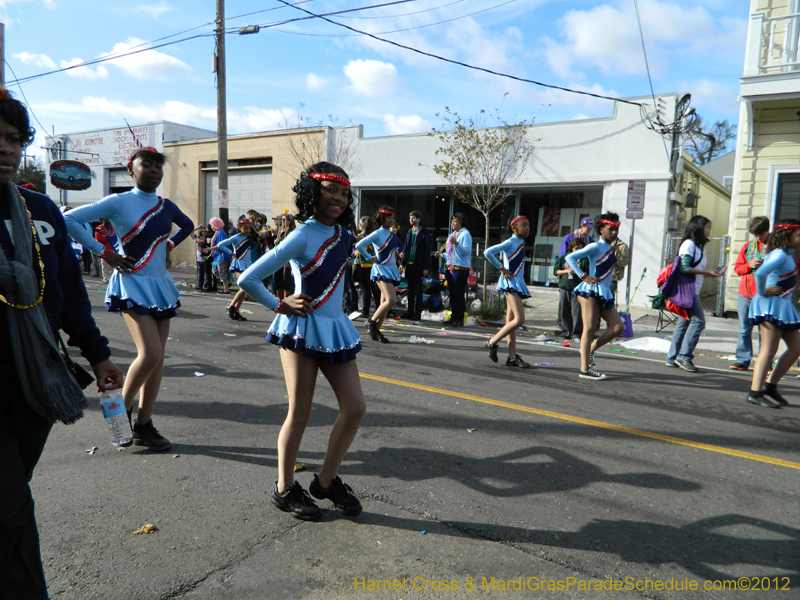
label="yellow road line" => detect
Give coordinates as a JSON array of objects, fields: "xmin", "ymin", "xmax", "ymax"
[{"xmin": 360, "ymin": 373, "xmax": 800, "ymax": 471}]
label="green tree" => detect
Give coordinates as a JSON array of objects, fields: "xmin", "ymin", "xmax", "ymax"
[
  {"xmin": 428, "ymin": 106, "xmax": 535, "ymax": 300},
  {"xmin": 14, "ymin": 155, "xmax": 46, "ymax": 192},
  {"xmin": 685, "ymin": 116, "xmax": 737, "ymax": 165}
]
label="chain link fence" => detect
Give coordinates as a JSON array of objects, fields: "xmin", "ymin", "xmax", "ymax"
[{"xmin": 663, "ymin": 233, "xmax": 730, "ymax": 316}]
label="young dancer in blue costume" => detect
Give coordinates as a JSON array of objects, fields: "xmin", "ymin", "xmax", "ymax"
[
  {"xmin": 355, "ymin": 206, "xmax": 403, "ymax": 343},
  {"xmin": 746, "ymin": 219, "xmax": 800, "ymax": 409},
  {"xmin": 565, "ymin": 212, "xmax": 626, "ymax": 381},
  {"xmin": 239, "ymin": 162, "xmax": 365, "ymax": 521},
  {"xmin": 65, "ymin": 148, "xmax": 193, "ymax": 451},
  {"xmin": 483, "ymin": 215, "xmax": 531, "ymax": 368},
  {"xmin": 210, "ymin": 216, "xmax": 257, "ymax": 321}
]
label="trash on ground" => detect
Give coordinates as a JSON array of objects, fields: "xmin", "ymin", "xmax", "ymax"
[
  {"xmin": 223, "ymin": 333, "xmax": 236, "ymax": 337},
  {"xmin": 407, "ymin": 335, "xmax": 434, "ymax": 344},
  {"xmin": 467, "ymin": 428, "xmax": 477, "ymax": 433},
  {"xmin": 561, "ymin": 341, "xmax": 570, "ymax": 347},
  {"xmin": 618, "ymin": 337, "xmax": 671, "ymax": 353},
  {"xmin": 535, "ymin": 362, "xmax": 554, "ymax": 366},
  {"xmin": 133, "ymin": 523, "xmax": 157, "ymax": 535},
  {"xmin": 85, "ymin": 446, "xmax": 98, "ymax": 454},
  {"xmin": 533, "ymin": 334, "xmax": 550, "ymax": 342},
  {"xmin": 240, "ymin": 309, "xmax": 254, "ymax": 314},
  {"xmin": 293, "ymin": 463, "xmax": 308, "ymax": 472},
  {"xmin": 193, "ymin": 372, "xmax": 205, "ymax": 377}
]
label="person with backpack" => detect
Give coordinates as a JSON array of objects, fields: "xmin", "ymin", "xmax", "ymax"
[{"xmin": 665, "ymin": 216, "xmax": 723, "ymax": 372}]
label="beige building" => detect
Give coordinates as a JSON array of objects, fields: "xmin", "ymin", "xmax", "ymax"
[
  {"xmin": 163, "ymin": 127, "xmax": 330, "ymax": 265},
  {"xmin": 726, "ymin": 0, "xmax": 800, "ymax": 311},
  {"xmin": 678, "ymin": 153, "xmax": 732, "ymax": 239}
]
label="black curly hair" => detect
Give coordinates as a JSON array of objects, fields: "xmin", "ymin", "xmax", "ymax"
[
  {"xmin": 595, "ymin": 212, "xmax": 620, "ymax": 234},
  {"xmin": 292, "ymin": 161, "xmax": 355, "ymax": 226},
  {"xmin": 681, "ymin": 215, "xmax": 711, "ymax": 247},
  {"xmin": 767, "ymin": 219, "xmax": 800, "ymax": 252},
  {"xmin": 372, "ymin": 205, "xmax": 395, "ymax": 230},
  {"xmin": 0, "ymin": 88, "xmax": 35, "ymax": 148}
]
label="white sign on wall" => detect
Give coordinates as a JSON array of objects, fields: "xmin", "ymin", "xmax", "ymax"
[
  {"xmin": 218, "ymin": 189, "xmax": 229, "ymax": 209},
  {"xmin": 627, "ymin": 180, "xmax": 646, "ymax": 210}
]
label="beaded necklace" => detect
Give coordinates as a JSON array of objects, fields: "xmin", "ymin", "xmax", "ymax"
[
  {"xmin": 0, "ymin": 196, "xmax": 45, "ymax": 310},
  {"xmin": 746, "ymin": 239, "xmax": 765, "ymax": 262}
]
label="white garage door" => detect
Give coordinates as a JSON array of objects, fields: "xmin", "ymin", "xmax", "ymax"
[{"xmin": 204, "ymin": 168, "xmax": 272, "ymax": 224}]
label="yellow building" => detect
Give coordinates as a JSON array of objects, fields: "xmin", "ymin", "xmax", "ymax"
[
  {"xmin": 680, "ymin": 153, "xmax": 732, "ymax": 239},
  {"xmin": 163, "ymin": 127, "xmax": 329, "ymax": 265},
  {"xmin": 726, "ymin": 0, "xmax": 800, "ymax": 311}
]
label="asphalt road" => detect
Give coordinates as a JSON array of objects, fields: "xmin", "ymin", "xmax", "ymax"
[{"xmin": 34, "ymin": 281, "xmax": 799, "ymax": 600}]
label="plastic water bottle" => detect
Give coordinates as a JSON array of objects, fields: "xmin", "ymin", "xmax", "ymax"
[{"xmin": 99, "ymin": 390, "xmax": 132, "ymax": 447}]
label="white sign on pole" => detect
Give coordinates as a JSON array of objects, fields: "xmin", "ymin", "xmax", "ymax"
[
  {"xmin": 218, "ymin": 189, "xmax": 229, "ymax": 209},
  {"xmin": 626, "ymin": 209, "xmax": 644, "ymax": 220},
  {"xmin": 627, "ymin": 180, "xmax": 646, "ymax": 210}
]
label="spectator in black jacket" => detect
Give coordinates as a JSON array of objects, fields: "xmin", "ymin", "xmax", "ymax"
[
  {"xmin": 0, "ymin": 88, "xmax": 124, "ymax": 599},
  {"xmin": 400, "ymin": 210, "xmax": 432, "ymax": 320}
]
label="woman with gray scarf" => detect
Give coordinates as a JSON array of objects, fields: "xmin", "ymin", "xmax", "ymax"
[{"xmin": 0, "ymin": 89, "xmax": 123, "ymax": 599}]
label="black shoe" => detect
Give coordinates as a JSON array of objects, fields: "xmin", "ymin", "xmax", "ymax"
[
  {"xmin": 234, "ymin": 308, "xmax": 247, "ymax": 322},
  {"xmin": 485, "ymin": 341, "xmax": 499, "ymax": 363},
  {"xmin": 309, "ymin": 474, "xmax": 362, "ymax": 516},
  {"xmin": 676, "ymin": 359, "xmax": 699, "ymax": 373},
  {"xmin": 449, "ymin": 321, "xmax": 463, "ymax": 328},
  {"xmin": 746, "ymin": 391, "xmax": 781, "ymax": 409},
  {"xmin": 579, "ymin": 369, "xmax": 607, "ymax": 381},
  {"xmin": 764, "ymin": 383, "xmax": 789, "ymax": 405},
  {"xmin": 227, "ymin": 305, "xmax": 239, "ymax": 320},
  {"xmin": 120, "ymin": 409, "xmax": 133, "ymax": 447},
  {"xmin": 132, "ymin": 419, "xmax": 172, "ymax": 451},
  {"xmin": 272, "ymin": 481, "xmax": 322, "ymax": 521},
  {"xmin": 441, "ymin": 319, "xmax": 453, "ymax": 326},
  {"xmin": 506, "ymin": 354, "xmax": 530, "ymax": 368}
]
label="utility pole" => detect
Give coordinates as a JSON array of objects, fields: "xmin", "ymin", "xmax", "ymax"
[
  {"xmin": 0, "ymin": 23, "xmax": 5, "ymax": 85},
  {"xmin": 215, "ymin": 0, "xmax": 229, "ymax": 226}
]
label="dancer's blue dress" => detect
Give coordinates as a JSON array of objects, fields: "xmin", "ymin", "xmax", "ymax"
[
  {"xmin": 749, "ymin": 248, "xmax": 800, "ymax": 330},
  {"xmin": 215, "ymin": 232, "xmax": 257, "ymax": 273},
  {"xmin": 484, "ymin": 236, "xmax": 530, "ymax": 298},
  {"xmin": 238, "ymin": 217, "xmax": 361, "ymax": 364},
  {"xmin": 565, "ymin": 239, "xmax": 617, "ymax": 309},
  {"xmin": 355, "ymin": 228, "xmax": 403, "ymax": 285},
  {"xmin": 65, "ymin": 188, "xmax": 193, "ymax": 320}
]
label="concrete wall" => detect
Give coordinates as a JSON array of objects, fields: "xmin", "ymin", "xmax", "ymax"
[{"xmin": 163, "ymin": 128, "xmax": 327, "ymax": 265}]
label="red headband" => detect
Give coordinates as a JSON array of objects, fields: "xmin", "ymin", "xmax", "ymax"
[
  {"xmin": 127, "ymin": 147, "xmax": 160, "ymax": 169},
  {"xmin": 510, "ymin": 216, "xmax": 527, "ymax": 228},
  {"xmin": 307, "ymin": 172, "xmax": 351, "ymax": 188},
  {"xmin": 379, "ymin": 209, "xmax": 394, "ymax": 216},
  {"xmin": 598, "ymin": 219, "xmax": 620, "ymax": 228},
  {"xmin": 774, "ymin": 224, "xmax": 800, "ymax": 231},
  {"xmin": 238, "ymin": 219, "xmax": 252, "ymax": 226}
]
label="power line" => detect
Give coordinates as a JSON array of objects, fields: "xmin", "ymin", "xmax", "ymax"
[
  {"xmin": 336, "ymin": 0, "xmax": 466, "ymax": 19},
  {"xmin": 271, "ymin": 0, "xmax": 519, "ymax": 37},
  {"xmin": 274, "ymin": 0, "xmax": 645, "ymax": 108},
  {"xmin": 4, "ymin": 61, "xmax": 56, "ymax": 150}
]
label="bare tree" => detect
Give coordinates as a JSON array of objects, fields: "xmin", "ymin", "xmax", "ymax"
[
  {"xmin": 685, "ymin": 115, "xmax": 737, "ymax": 165},
  {"xmin": 15, "ymin": 155, "xmax": 46, "ymax": 192},
  {"xmin": 428, "ymin": 106, "xmax": 535, "ymax": 300},
  {"xmin": 278, "ymin": 107, "xmax": 362, "ymax": 178}
]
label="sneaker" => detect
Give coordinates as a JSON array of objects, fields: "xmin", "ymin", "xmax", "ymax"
[
  {"xmin": 227, "ymin": 305, "xmax": 238, "ymax": 320},
  {"xmin": 132, "ymin": 419, "xmax": 172, "ymax": 452},
  {"xmin": 506, "ymin": 354, "xmax": 530, "ymax": 368},
  {"xmin": 665, "ymin": 360, "xmax": 678, "ymax": 368},
  {"xmin": 485, "ymin": 341, "xmax": 499, "ymax": 363},
  {"xmin": 579, "ymin": 369, "xmax": 607, "ymax": 381},
  {"xmin": 309, "ymin": 474, "xmax": 362, "ymax": 516},
  {"xmin": 729, "ymin": 363, "xmax": 749, "ymax": 371},
  {"xmin": 746, "ymin": 392, "xmax": 781, "ymax": 409},
  {"xmin": 348, "ymin": 311, "xmax": 362, "ymax": 321},
  {"xmin": 272, "ymin": 481, "xmax": 322, "ymax": 521},
  {"xmin": 675, "ymin": 359, "xmax": 699, "ymax": 373},
  {"xmin": 450, "ymin": 321, "xmax": 463, "ymax": 328},
  {"xmin": 588, "ymin": 353, "xmax": 596, "ymax": 370},
  {"xmin": 234, "ymin": 308, "xmax": 247, "ymax": 322}
]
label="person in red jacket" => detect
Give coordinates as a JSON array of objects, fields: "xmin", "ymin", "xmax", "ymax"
[{"xmin": 731, "ymin": 216, "xmax": 770, "ymax": 370}]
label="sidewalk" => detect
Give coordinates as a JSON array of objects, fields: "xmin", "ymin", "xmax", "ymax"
[{"xmin": 520, "ymin": 287, "xmax": 741, "ymax": 359}]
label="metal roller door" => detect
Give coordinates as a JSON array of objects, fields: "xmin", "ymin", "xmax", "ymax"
[{"xmin": 204, "ymin": 168, "xmax": 272, "ymax": 224}]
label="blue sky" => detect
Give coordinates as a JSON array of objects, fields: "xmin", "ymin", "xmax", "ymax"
[{"xmin": 5, "ymin": 0, "xmax": 746, "ymax": 160}]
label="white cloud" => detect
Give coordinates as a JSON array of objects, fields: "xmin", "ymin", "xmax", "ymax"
[
  {"xmin": 343, "ymin": 59, "xmax": 402, "ymax": 97},
  {"xmin": 0, "ymin": 0, "xmax": 55, "ymax": 8},
  {"xmin": 383, "ymin": 114, "xmax": 432, "ymax": 135},
  {"xmin": 101, "ymin": 37, "xmax": 192, "ymax": 82},
  {"xmin": 571, "ymin": 113, "xmax": 591, "ymax": 121},
  {"xmin": 542, "ymin": 0, "xmax": 744, "ymax": 78},
  {"xmin": 678, "ymin": 78, "xmax": 738, "ymax": 115},
  {"xmin": 228, "ymin": 107, "xmax": 300, "ymax": 132},
  {"xmin": 60, "ymin": 58, "xmax": 109, "ymax": 80},
  {"xmin": 13, "ymin": 52, "xmax": 56, "ymax": 69},
  {"xmin": 306, "ymin": 73, "xmax": 326, "ymax": 90}
]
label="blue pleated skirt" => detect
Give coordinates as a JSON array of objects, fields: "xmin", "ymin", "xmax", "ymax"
[
  {"xmin": 105, "ymin": 271, "xmax": 181, "ymax": 320},
  {"xmin": 497, "ymin": 274, "xmax": 530, "ymax": 299},
  {"xmin": 266, "ymin": 312, "xmax": 362, "ymax": 364},
  {"xmin": 371, "ymin": 262, "xmax": 401, "ymax": 286},
  {"xmin": 749, "ymin": 294, "xmax": 800, "ymax": 330},
  {"xmin": 573, "ymin": 281, "xmax": 615, "ymax": 310}
]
